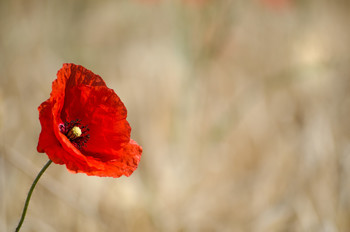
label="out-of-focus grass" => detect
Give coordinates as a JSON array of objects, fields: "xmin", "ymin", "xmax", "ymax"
[{"xmin": 1, "ymin": 0, "xmax": 350, "ymax": 231}]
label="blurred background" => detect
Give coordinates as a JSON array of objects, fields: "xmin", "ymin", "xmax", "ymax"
[{"xmin": 1, "ymin": 0, "xmax": 350, "ymax": 231}]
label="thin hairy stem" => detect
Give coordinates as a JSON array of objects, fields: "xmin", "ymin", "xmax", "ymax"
[{"xmin": 15, "ymin": 159, "xmax": 52, "ymax": 232}]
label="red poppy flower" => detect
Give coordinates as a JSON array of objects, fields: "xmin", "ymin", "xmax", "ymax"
[{"xmin": 37, "ymin": 63, "xmax": 142, "ymax": 178}]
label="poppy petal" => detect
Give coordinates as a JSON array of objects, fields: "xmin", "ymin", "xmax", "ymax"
[
  {"xmin": 37, "ymin": 100, "xmax": 71, "ymax": 164},
  {"xmin": 60, "ymin": 85, "xmax": 131, "ymax": 154},
  {"xmin": 56, "ymin": 63, "xmax": 106, "ymax": 89},
  {"xmin": 74, "ymin": 140, "xmax": 142, "ymax": 178}
]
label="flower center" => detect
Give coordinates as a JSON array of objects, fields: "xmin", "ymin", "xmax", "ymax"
[
  {"xmin": 59, "ymin": 119, "xmax": 90, "ymax": 149},
  {"xmin": 67, "ymin": 126, "xmax": 82, "ymax": 140}
]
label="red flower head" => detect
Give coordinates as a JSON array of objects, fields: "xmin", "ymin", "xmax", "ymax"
[{"xmin": 37, "ymin": 63, "xmax": 142, "ymax": 178}]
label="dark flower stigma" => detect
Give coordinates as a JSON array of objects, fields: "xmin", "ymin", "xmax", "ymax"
[{"xmin": 59, "ymin": 119, "xmax": 90, "ymax": 149}]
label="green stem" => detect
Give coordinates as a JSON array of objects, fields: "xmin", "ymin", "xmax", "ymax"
[{"xmin": 15, "ymin": 159, "xmax": 52, "ymax": 232}]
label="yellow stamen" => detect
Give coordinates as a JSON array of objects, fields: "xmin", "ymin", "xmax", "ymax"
[{"xmin": 67, "ymin": 126, "xmax": 82, "ymax": 140}]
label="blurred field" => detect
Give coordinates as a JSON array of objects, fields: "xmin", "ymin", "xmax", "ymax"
[{"xmin": 1, "ymin": 0, "xmax": 350, "ymax": 231}]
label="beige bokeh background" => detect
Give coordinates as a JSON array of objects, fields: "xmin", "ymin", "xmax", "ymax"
[{"xmin": 1, "ymin": 0, "xmax": 350, "ymax": 231}]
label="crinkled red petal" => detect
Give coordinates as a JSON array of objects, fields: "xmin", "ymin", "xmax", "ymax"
[
  {"xmin": 37, "ymin": 99, "xmax": 75, "ymax": 165},
  {"xmin": 75, "ymin": 140, "xmax": 142, "ymax": 178},
  {"xmin": 61, "ymin": 85, "xmax": 131, "ymax": 156},
  {"xmin": 50, "ymin": 63, "xmax": 107, "ymax": 114},
  {"xmin": 55, "ymin": 63, "xmax": 106, "ymax": 90}
]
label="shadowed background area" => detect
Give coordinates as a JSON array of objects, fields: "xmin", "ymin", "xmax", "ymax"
[{"xmin": 1, "ymin": 0, "xmax": 350, "ymax": 231}]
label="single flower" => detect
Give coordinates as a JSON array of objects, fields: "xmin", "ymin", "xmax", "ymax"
[{"xmin": 37, "ymin": 63, "xmax": 142, "ymax": 178}]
